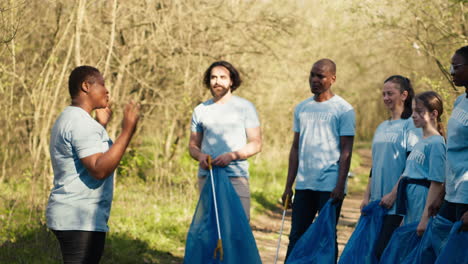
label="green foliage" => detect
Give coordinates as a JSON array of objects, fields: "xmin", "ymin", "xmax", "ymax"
[
  {"xmin": 110, "ymin": 177, "xmax": 196, "ymax": 252},
  {"xmin": 250, "ymin": 160, "xmax": 288, "ymax": 216},
  {"xmin": 0, "ymin": 224, "xmax": 185, "ymax": 264},
  {"xmin": 0, "ymin": 226, "xmax": 62, "ymax": 264},
  {"xmin": 0, "ymin": 178, "xmax": 191, "ymax": 263},
  {"xmin": 118, "ymin": 149, "xmax": 153, "ymax": 180},
  {"xmin": 350, "ymin": 150, "xmax": 362, "ymax": 173},
  {"xmin": 348, "ymin": 172, "xmax": 370, "ymax": 195}
]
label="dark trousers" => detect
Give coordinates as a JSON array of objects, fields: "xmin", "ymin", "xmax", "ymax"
[
  {"xmin": 52, "ymin": 230, "xmax": 106, "ymax": 264},
  {"xmin": 438, "ymin": 200, "xmax": 468, "ymax": 222},
  {"xmin": 373, "ymin": 214, "xmax": 403, "ymax": 260},
  {"xmin": 285, "ymin": 190, "xmax": 343, "ymax": 262}
]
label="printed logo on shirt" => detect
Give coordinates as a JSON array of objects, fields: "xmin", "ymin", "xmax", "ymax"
[
  {"xmin": 299, "ymin": 112, "xmax": 333, "ymax": 123},
  {"xmin": 407, "ymin": 149, "xmax": 425, "ymax": 164},
  {"xmin": 451, "ymin": 107, "xmax": 468, "ymax": 126},
  {"xmin": 374, "ymin": 132, "xmax": 398, "ymax": 143}
]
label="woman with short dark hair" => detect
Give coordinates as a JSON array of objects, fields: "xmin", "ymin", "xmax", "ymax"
[
  {"xmin": 436, "ymin": 46, "xmax": 468, "ymax": 228},
  {"xmin": 46, "ymin": 66, "xmax": 140, "ymax": 263}
]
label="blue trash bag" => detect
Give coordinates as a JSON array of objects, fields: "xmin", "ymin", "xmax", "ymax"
[
  {"xmin": 183, "ymin": 167, "xmax": 262, "ymax": 264},
  {"xmin": 338, "ymin": 200, "xmax": 387, "ymax": 264},
  {"xmin": 379, "ymin": 222, "xmax": 421, "ymax": 264},
  {"xmin": 402, "ymin": 215, "xmax": 453, "ymax": 264},
  {"xmin": 435, "ymin": 221, "xmax": 468, "ymax": 264},
  {"xmin": 286, "ymin": 199, "xmax": 337, "ymax": 264}
]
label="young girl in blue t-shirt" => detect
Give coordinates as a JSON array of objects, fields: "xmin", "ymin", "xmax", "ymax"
[{"xmin": 396, "ymin": 91, "xmax": 446, "ymax": 235}]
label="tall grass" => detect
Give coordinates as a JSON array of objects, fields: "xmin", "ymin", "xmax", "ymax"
[{"xmin": 0, "ymin": 176, "xmax": 193, "ymax": 263}]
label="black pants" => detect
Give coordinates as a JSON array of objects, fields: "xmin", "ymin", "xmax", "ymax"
[
  {"xmin": 52, "ymin": 230, "xmax": 106, "ymax": 264},
  {"xmin": 285, "ymin": 190, "xmax": 343, "ymax": 262},
  {"xmin": 438, "ymin": 200, "xmax": 468, "ymax": 222},
  {"xmin": 373, "ymin": 214, "xmax": 403, "ymax": 260}
]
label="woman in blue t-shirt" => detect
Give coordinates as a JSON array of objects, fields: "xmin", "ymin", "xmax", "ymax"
[
  {"xmin": 430, "ymin": 46, "xmax": 468, "ymax": 237},
  {"xmin": 395, "ymin": 91, "xmax": 446, "ymax": 235},
  {"xmin": 47, "ymin": 66, "xmax": 140, "ymax": 263},
  {"xmin": 360, "ymin": 75, "xmax": 420, "ymax": 259}
]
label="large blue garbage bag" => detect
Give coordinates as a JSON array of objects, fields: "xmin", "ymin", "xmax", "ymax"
[
  {"xmin": 379, "ymin": 222, "xmax": 420, "ymax": 264},
  {"xmin": 435, "ymin": 221, "xmax": 468, "ymax": 264},
  {"xmin": 183, "ymin": 167, "xmax": 262, "ymax": 264},
  {"xmin": 286, "ymin": 199, "xmax": 337, "ymax": 264},
  {"xmin": 402, "ymin": 215, "xmax": 453, "ymax": 264},
  {"xmin": 338, "ymin": 200, "xmax": 387, "ymax": 264}
]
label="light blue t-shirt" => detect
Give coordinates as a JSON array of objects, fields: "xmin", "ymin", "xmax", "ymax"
[
  {"xmin": 46, "ymin": 106, "xmax": 114, "ymax": 232},
  {"xmin": 401, "ymin": 135, "xmax": 446, "ymax": 224},
  {"xmin": 370, "ymin": 118, "xmax": 421, "ymax": 215},
  {"xmin": 191, "ymin": 95, "xmax": 260, "ymax": 177},
  {"xmin": 293, "ymin": 95, "xmax": 355, "ymax": 191},
  {"xmin": 445, "ymin": 95, "xmax": 468, "ymax": 204}
]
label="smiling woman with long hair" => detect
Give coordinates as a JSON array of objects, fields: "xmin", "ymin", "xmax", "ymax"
[{"xmin": 360, "ymin": 75, "xmax": 421, "ymax": 260}]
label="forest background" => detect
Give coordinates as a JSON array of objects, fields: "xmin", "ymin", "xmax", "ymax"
[{"xmin": 0, "ymin": 0, "xmax": 466, "ymax": 263}]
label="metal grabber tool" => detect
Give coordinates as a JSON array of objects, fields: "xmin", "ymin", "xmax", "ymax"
[
  {"xmin": 208, "ymin": 155, "xmax": 223, "ymax": 261},
  {"xmin": 274, "ymin": 194, "xmax": 290, "ymax": 264}
]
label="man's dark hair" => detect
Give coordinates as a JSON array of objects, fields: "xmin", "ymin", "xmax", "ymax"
[
  {"xmin": 455, "ymin": 46, "xmax": 468, "ymax": 62},
  {"xmin": 313, "ymin": 58, "xmax": 336, "ymax": 75},
  {"xmin": 68, "ymin": 66, "xmax": 101, "ymax": 98},
  {"xmin": 203, "ymin": 61, "xmax": 242, "ymax": 92}
]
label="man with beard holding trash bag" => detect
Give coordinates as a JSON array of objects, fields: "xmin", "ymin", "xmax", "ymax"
[{"xmin": 184, "ymin": 61, "xmax": 262, "ymax": 264}]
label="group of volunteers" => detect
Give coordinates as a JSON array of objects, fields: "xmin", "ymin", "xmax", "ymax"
[
  {"xmin": 44, "ymin": 46, "xmax": 468, "ymax": 264},
  {"xmin": 358, "ymin": 46, "xmax": 468, "ymax": 262}
]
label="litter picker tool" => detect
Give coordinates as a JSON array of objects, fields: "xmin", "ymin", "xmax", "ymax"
[
  {"xmin": 208, "ymin": 155, "xmax": 223, "ymax": 261},
  {"xmin": 274, "ymin": 194, "xmax": 290, "ymax": 264}
]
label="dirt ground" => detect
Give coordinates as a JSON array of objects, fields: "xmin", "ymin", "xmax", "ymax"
[
  {"xmin": 251, "ymin": 149, "xmax": 371, "ymax": 263},
  {"xmin": 251, "ymin": 194, "xmax": 362, "ymax": 263}
]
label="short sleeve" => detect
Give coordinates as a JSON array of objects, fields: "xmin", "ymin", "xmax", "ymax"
[
  {"xmin": 404, "ymin": 119, "xmax": 421, "ymax": 152},
  {"xmin": 191, "ymin": 109, "xmax": 203, "ymax": 132},
  {"xmin": 244, "ymin": 102, "xmax": 260, "ymax": 128},
  {"xmin": 339, "ymin": 109, "xmax": 356, "ymax": 136},
  {"xmin": 405, "ymin": 128, "xmax": 421, "ymax": 152},
  {"xmin": 293, "ymin": 105, "xmax": 300, "ymax": 132},
  {"xmin": 70, "ymin": 121, "xmax": 105, "ymax": 159},
  {"xmin": 454, "ymin": 95, "xmax": 463, "ymax": 108},
  {"xmin": 427, "ymin": 140, "xmax": 446, "ymax": 182}
]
